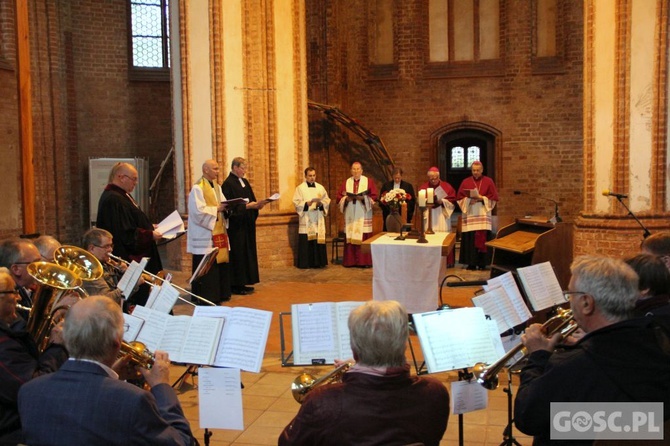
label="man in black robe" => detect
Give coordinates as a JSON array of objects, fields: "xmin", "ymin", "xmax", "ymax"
[
  {"xmin": 96, "ymin": 162, "xmax": 162, "ymax": 307},
  {"xmin": 222, "ymin": 157, "xmax": 267, "ymax": 295}
]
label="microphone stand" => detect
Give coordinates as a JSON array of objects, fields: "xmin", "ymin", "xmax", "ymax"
[{"xmin": 612, "ymin": 195, "xmax": 652, "ymax": 238}]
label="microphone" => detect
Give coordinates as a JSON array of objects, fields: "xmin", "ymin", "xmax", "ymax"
[
  {"xmin": 602, "ymin": 189, "xmax": 628, "ymax": 199},
  {"xmin": 513, "ymin": 190, "xmax": 562, "ymax": 223}
]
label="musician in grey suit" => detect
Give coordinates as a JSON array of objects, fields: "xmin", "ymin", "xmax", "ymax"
[{"xmin": 18, "ymin": 296, "xmax": 194, "ymax": 446}]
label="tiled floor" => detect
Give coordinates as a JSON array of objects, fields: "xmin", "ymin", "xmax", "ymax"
[{"xmin": 167, "ymin": 263, "xmax": 534, "ymax": 445}]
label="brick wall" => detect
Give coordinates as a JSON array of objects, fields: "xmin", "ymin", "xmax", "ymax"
[{"xmin": 306, "ymin": 0, "xmax": 585, "ymax": 240}]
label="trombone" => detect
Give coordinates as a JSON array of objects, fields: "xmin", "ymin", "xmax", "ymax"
[
  {"xmin": 473, "ymin": 308, "xmax": 578, "ymax": 390},
  {"xmin": 291, "ymin": 362, "xmax": 352, "ymax": 403},
  {"xmin": 108, "ymin": 253, "xmax": 216, "ymax": 307}
]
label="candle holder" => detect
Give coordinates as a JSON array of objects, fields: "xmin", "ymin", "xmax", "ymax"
[
  {"xmin": 417, "ymin": 205, "xmax": 428, "ymax": 243},
  {"xmin": 425, "ymin": 202, "xmax": 435, "ymax": 235}
]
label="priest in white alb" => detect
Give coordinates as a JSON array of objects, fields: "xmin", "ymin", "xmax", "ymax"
[
  {"xmin": 293, "ymin": 167, "xmax": 331, "ymax": 268},
  {"xmin": 417, "ymin": 166, "xmax": 457, "ymax": 266},
  {"xmin": 336, "ymin": 162, "xmax": 378, "ymax": 267}
]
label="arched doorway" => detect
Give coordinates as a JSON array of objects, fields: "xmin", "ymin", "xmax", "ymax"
[{"xmin": 437, "ymin": 129, "xmax": 497, "ymax": 192}]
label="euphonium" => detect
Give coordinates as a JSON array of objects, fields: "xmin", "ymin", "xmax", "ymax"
[
  {"xmin": 54, "ymin": 245, "xmax": 104, "ymax": 281},
  {"xmin": 26, "ymin": 262, "xmax": 84, "ymax": 352},
  {"xmin": 473, "ymin": 308, "xmax": 577, "ymax": 390},
  {"xmin": 291, "ymin": 362, "xmax": 352, "ymax": 404}
]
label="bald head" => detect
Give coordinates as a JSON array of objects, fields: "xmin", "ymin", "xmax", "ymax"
[
  {"xmin": 110, "ymin": 162, "xmax": 139, "ymax": 193},
  {"xmin": 202, "ymin": 159, "xmax": 220, "ymax": 182}
]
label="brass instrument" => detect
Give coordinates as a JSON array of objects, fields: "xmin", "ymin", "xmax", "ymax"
[
  {"xmin": 16, "ymin": 303, "xmax": 32, "ymax": 313},
  {"xmin": 108, "ymin": 253, "xmax": 214, "ymax": 306},
  {"xmin": 120, "ymin": 340, "xmax": 154, "ymax": 369},
  {"xmin": 473, "ymin": 308, "xmax": 578, "ymax": 390},
  {"xmin": 26, "ymin": 262, "xmax": 84, "ymax": 351},
  {"xmin": 291, "ymin": 362, "xmax": 352, "ymax": 403},
  {"xmin": 54, "ymin": 245, "xmax": 104, "ymax": 281}
]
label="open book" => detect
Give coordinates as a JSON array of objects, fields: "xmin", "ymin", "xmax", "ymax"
[
  {"xmin": 516, "ymin": 261, "xmax": 566, "ymax": 311},
  {"xmin": 412, "ymin": 307, "xmax": 504, "ymax": 373},
  {"xmin": 291, "ymin": 301, "xmax": 364, "ymax": 365},
  {"xmin": 475, "ymin": 271, "xmax": 533, "ymax": 334},
  {"xmin": 127, "ymin": 305, "xmax": 272, "ymax": 372},
  {"xmin": 156, "ymin": 210, "xmax": 185, "ymax": 239}
]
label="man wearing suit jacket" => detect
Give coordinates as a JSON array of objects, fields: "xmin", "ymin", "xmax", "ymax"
[
  {"xmin": 379, "ymin": 168, "xmax": 416, "ymax": 231},
  {"xmin": 18, "ymin": 296, "xmax": 194, "ymax": 446}
]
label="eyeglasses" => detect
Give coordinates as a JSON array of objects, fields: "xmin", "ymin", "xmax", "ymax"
[
  {"xmin": 0, "ymin": 290, "xmax": 19, "ymax": 295},
  {"xmin": 563, "ymin": 291, "xmax": 588, "ymax": 301},
  {"xmin": 121, "ymin": 174, "xmax": 138, "ymax": 182},
  {"xmin": 93, "ymin": 243, "xmax": 114, "ymax": 250}
]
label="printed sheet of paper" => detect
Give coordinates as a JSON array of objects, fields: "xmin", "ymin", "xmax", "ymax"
[
  {"xmin": 132, "ymin": 305, "xmax": 170, "ymax": 352},
  {"xmin": 213, "ymin": 307, "xmax": 272, "ymax": 373},
  {"xmin": 451, "ymin": 380, "xmax": 489, "ymax": 414},
  {"xmin": 292, "ymin": 303, "xmax": 337, "ymax": 364},
  {"xmin": 412, "ymin": 307, "xmax": 499, "ymax": 373},
  {"xmin": 146, "ymin": 282, "xmax": 180, "ymax": 314},
  {"xmin": 156, "ymin": 210, "xmax": 185, "ymax": 239},
  {"xmin": 122, "ymin": 312, "xmax": 145, "ymax": 342},
  {"xmin": 199, "ymin": 367, "xmax": 244, "ymax": 430},
  {"xmin": 485, "ymin": 272, "xmax": 533, "ymax": 322},
  {"xmin": 472, "ymin": 287, "xmax": 530, "ymax": 334},
  {"xmin": 117, "ymin": 258, "xmax": 148, "ymax": 298},
  {"xmin": 517, "ymin": 261, "xmax": 565, "ymax": 311}
]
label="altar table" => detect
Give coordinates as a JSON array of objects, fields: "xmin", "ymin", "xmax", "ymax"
[{"xmin": 362, "ymin": 232, "xmax": 455, "ymax": 314}]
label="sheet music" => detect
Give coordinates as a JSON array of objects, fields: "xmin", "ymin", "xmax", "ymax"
[
  {"xmin": 158, "ymin": 315, "xmax": 191, "ymax": 361},
  {"xmin": 132, "ymin": 305, "xmax": 170, "ymax": 352},
  {"xmin": 122, "ymin": 313, "xmax": 145, "ymax": 342},
  {"xmin": 413, "ymin": 307, "xmax": 499, "ymax": 373},
  {"xmin": 117, "ymin": 258, "xmax": 148, "ymax": 297},
  {"xmin": 149, "ymin": 283, "xmax": 180, "ymax": 314},
  {"xmin": 213, "ymin": 307, "xmax": 272, "ymax": 373},
  {"xmin": 517, "ymin": 261, "xmax": 565, "ymax": 311},
  {"xmin": 292, "ymin": 303, "xmax": 337, "ymax": 363},
  {"xmin": 335, "ymin": 302, "xmax": 364, "ymax": 360},
  {"xmin": 472, "ymin": 287, "xmax": 528, "ymax": 334},
  {"xmin": 179, "ymin": 317, "xmax": 223, "ymax": 365},
  {"xmin": 193, "ymin": 306, "xmax": 230, "ymax": 318},
  {"xmin": 199, "ymin": 368, "xmax": 244, "ymax": 430},
  {"xmin": 485, "ymin": 272, "xmax": 533, "ymax": 321},
  {"xmin": 144, "ymin": 284, "xmax": 162, "ymax": 309}
]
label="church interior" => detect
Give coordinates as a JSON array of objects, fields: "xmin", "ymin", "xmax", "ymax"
[{"xmin": 1, "ymin": 0, "xmax": 669, "ymax": 444}]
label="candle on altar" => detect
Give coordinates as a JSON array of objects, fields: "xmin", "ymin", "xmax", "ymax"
[
  {"xmin": 418, "ymin": 189, "xmax": 427, "ymax": 207},
  {"xmin": 427, "ymin": 188, "xmax": 434, "ymax": 204}
]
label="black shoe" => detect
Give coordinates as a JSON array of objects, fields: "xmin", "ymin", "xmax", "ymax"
[
  {"xmin": 231, "ymin": 288, "xmax": 250, "ymax": 295},
  {"xmin": 242, "ymin": 286, "xmax": 255, "ymax": 292},
  {"xmin": 466, "ymin": 265, "xmax": 477, "ymax": 271}
]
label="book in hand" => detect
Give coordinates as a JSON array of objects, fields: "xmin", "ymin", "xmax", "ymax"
[
  {"xmin": 221, "ymin": 197, "xmax": 249, "ymax": 206},
  {"xmin": 516, "ymin": 261, "xmax": 565, "ymax": 311},
  {"xmin": 156, "ymin": 210, "xmax": 186, "ymax": 239},
  {"xmin": 291, "ymin": 301, "xmax": 365, "ymax": 365},
  {"xmin": 129, "ymin": 305, "xmax": 272, "ymax": 372},
  {"xmin": 412, "ymin": 307, "xmax": 504, "ymax": 373},
  {"xmin": 468, "ymin": 189, "xmax": 480, "ymax": 198},
  {"xmin": 475, "ymin": 271, "xmax": 533, "ymax": 334}
]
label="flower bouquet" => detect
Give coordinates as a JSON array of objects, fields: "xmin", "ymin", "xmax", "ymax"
[{"xmin": 381, "ymin": 188, "xmax": 411, "ymax": 212}]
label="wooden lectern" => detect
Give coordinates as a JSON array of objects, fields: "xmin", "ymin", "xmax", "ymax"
[{"xmin": 486, "ymin": 217, "xmax": 573, "ymax": 289}]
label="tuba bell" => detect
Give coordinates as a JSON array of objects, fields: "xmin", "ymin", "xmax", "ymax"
[
  {"xmin": 54, "ymin": 245, "xmax": 104, "ymax": 282},
  {"xmin": 26, "ymin": 262, "xmax": 83, "ymax": 351},
  {"xmin": 291, "ymin": 362, "xmax": 352, "ymax": 403}
]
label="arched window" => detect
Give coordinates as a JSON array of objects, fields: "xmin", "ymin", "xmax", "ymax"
[{"xmin": 451, "ymin": 146, "xmax": 465, "ymax": 168}]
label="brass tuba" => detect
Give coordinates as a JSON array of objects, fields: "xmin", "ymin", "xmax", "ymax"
[
  {"xmin": 473, "ymin": 308, "xmax": 578, "ymax": 390},
  {"xmin": 291, "ymin": 362, "xmax": 352, "ymax": 403},
  {"xmin": 26, "ymin": 262, "xmax": 84, "ymax": 351},
  {"xmin": 54, "ymin": 245, "xmax": 104, "ymax": 282}
]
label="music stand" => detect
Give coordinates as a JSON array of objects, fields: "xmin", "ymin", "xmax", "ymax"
[{"xmin": 499, "ymin": 368, "xmax": 522, "ymax": 446}]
